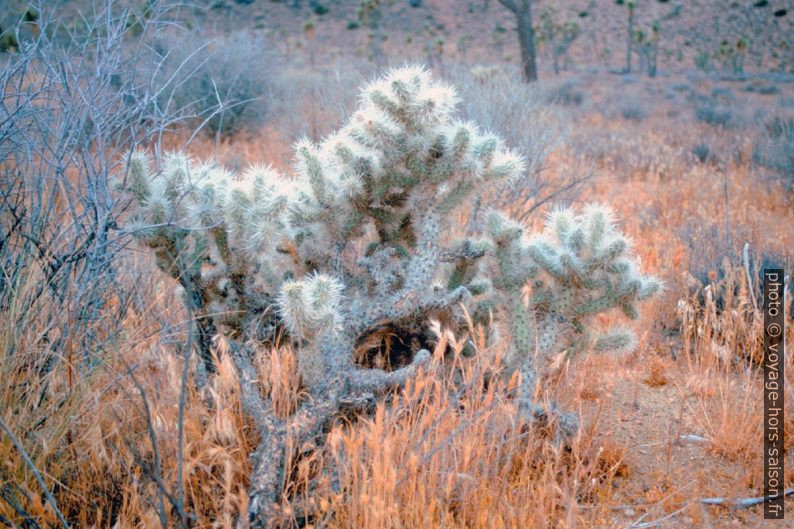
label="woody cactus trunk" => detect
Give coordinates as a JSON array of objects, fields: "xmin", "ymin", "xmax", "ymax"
[{"xmin": 121, "ymin": 66, "xmax": 661, "ymax": 526}]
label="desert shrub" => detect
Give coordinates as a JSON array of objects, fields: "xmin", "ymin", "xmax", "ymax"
[
  {"xmin": 620, "ymin": 100, "xmax": 648, "ymax": 122},
  {"xmin": 0, "ymin": 1, "xmax": 193, "ymax": 345},
  {"xmin": 0, "ymin": 1, "xmax": 209, "ymax": 525},
  {"xmin": 744, "ymin": 82, "xmax": 780, "ymax": 95},
  {"xmin": 691, "ymin": 88, "xmax": 749, "ymax": 129},
  {"xmin": 449, "ymin": 66, "xmax": 582, "ymax": 216},
  {"xmin": 694, "ymin": 50, "xmax": 710, "ymax": 71},
  {"xmin": 710, "ymin": 86, "xmax": 734, "ymax": 102},
  {"xmin": 272, "ymin": 63, "xmax": 369, "ymax": 145},
  {"xmin": 692, "ymin": 142, "xmax": 717, "ymax": 164},
  {"xmin": 452, "ymin": 66, "xmax": 556, "ymax": 171},
  {"xmin": 752, "ymin": 114, "xmax": 794, "ymax": 182},
  {"xmin": 122, "ymin": 66, "xmax": 662, "ymax": 525},
  {"xmin": 310, "ymin": 0, "xmax": 329, "ymax": 15},
  {"xmin": 678, "ymin": 249, "xmax": 793, "ymax": 366},
  {"xmin": 161, "ymin": 29, "xmax": 276, "ymax": 137},
  {"xmin": 598, "ymin": 88, "xmax": 651, "ymax": 123},
  {"xmin": 664, "ymin": 88, "xmax": 680, "ymax": 103},
  {"xmin": 543, "ymin": 78, "xmax": 585, "ymax": 107},
  {"xmin": 568, "ymin": 128, "xmax": 683, "ymax": 179},
  {"xmin": 694, "ymin": 103, "xmax": 736, "ymax": 128},
  {"xmin": 763, "ymin": 114, "xmax": 794, "ymax": 138}
]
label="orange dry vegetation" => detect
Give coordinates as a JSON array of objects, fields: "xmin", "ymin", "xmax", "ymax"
[{"xmin": 1, "ymin": 72, "xmax": 793, "ymax": 528}]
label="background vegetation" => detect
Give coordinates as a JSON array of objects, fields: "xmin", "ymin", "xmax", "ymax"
[{"xmin": 0, "ymin": 0, "xmax": 792, "ymax": 528}]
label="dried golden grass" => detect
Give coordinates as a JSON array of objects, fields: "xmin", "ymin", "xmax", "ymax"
[
  {"xmin": 0, "ymin": 260, "xmax": 256, "ymax": 527},
  {"xmin": 314, "ymin": 330, "xmax": 626, "ymax": 529},
  {"xmin": 675, "ymin": 255, "xmax": 793, "ymax": 466},
  {"xmin": 3, "ymin": 94, "xmax": 793, "ymax": 527},
  {"xmin": 1, "ymin": 261, "xmax": 627, "ymax": 528}
]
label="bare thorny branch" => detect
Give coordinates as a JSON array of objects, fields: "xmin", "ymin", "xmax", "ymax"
[{"xmin": 0, "ymin": 1, "xmax": 244, "ymax": 526}]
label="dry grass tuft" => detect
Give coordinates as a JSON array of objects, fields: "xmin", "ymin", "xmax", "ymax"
[
  {"xmin": 316, "ymin": 344, "xmax": 626, "ymax": 529},
  {"xmin": 643, "ymin": 356, "xmax": 671, "ymax": 388},
  {"xmin": 674, "ymin": 252, "xmax": 792, "ymax": 465}
]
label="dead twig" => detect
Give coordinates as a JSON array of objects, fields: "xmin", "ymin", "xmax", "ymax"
[
  {"xmin": 700, "ymin": 488, "xmax": 794, "ymax": 509},
  {"xmin": 0, "ymin": 416, "xmax": 70, "ymax": 529},
  {"xmin": 742, "ymin": 242, "xmax": 758, "ymax": 312},
  {"xmin": 629, "ymin": 488, "xmax": 794, "ymax": 528}
]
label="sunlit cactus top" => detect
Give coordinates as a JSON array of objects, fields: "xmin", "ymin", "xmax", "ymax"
[
  {"xmin": 288, "ymin": 65, "xmax": 525, "ymax": 270},
  {"xmin": 487, "ymin": 203, "xmax": 663, "ymax": 368}
]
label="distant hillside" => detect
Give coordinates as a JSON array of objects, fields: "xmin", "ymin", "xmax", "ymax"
[{"xmin": 2, "ymin": 0, "xmax": 792, "ymax": 75}]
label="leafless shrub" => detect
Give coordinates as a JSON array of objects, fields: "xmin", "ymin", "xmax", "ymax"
[
  {"xmin": 542, "ymin": 78, "xmax": 586, "ymax": 107},
  {"xmin": 752, "ymin": 113, "xmax": 794, "ymax": 184},
  {"xmin": 449, "ymin": 65, "xmax": 586, "ymax": 219},
  {"xmin": 272, "ymin": 61, "xmax": 369, "ymax": 145},
  {"xmin": 159, "ymin": 29, "xmax": 278, "ymax": 138},
  {"xmin": 0, "ymin": 1, "xmax": 199, "ymax": 386},
  {"xmin": 0, "ymin": 4, "xmax": 215, "ymax": 523}
]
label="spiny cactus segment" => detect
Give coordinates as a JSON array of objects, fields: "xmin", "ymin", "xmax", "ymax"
[{"xmin": 488, "ymin": 204, "xmax": 662, "ymax": 381}]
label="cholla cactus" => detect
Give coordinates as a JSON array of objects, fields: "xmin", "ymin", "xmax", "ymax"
[
  {"xmin": 487, "ymin": 204, "xmax": 662, "ymax": 412},
  {"xmin": 124, "ymin": 66, "xmax": 525, "ymax": 377},
  {"xmin": 288, "ymin": 65, "xmax": 524, "ymax": 276},
  {"xmin": 123, "ymin": 150, "xmax": 293, "ymax": 370},
  {"xmin": 121, "ymin": 67, "xmax": 662, "ymax": 526},
  {"xmin": 279, "ymin": 65, "xmax": 526, "ymax": 390},
  {"xmin": 277, "ymin": 273, "xmax": 344, "ymax": 385},
  {"xmin": 122, "ymin": 65, "xmax": 661, "ymax": 408}
]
